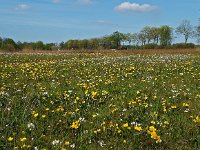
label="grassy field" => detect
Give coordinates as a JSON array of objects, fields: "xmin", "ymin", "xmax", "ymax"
[{"xmin": 0, "ymin": 51, "xmax": 200, "ymax": 149}]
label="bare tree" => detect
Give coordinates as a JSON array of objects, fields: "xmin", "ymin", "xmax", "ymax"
[
  {"xmin": 195, "ymin": 25, "xmax": 200, "ymax": 44},
  {"xmin": 176, "ymin": 20, "xmax": 194, "ymax": 44}
]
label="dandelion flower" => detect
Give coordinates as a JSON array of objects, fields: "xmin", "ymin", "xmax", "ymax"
[
  {"xmin": 134, "ymin": 126, "xmax": 142, "ymax": 132},
  {"xmin": 123, "ymin": 123, "xmax": 128, "ymax": 128},
  {"xmin": 8, "ymin": 137, "xmax": 13, "ymax": 142}
]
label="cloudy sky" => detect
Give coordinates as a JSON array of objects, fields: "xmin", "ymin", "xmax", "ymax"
[{"xmin": 0, "ymin": 0, "xmax": 199, "ymax": 43}]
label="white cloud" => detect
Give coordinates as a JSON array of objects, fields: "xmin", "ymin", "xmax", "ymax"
[
  {"xmin": 77, "ymin": 0, "xmax": 92, "ymax": 5},
  {"xmin": 16, "ymin": 4, "xmax": 31, "ymax": 11},
  {"xmin": 52, "ymin": 0, "xmax": 61, "ymax": 3},
  {"xmin": 115, "ymin": 2, "xmax": 157, "ymax": 13}
]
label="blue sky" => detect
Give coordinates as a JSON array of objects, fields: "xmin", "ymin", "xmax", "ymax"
[{"xmin": 0, "ymin": 0, "xmax": 199, "ymax": 43}]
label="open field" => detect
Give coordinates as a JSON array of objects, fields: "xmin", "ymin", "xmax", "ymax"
[{"xmin": 0, "ymin": 52, "xmax": 200, "ymax": 149}]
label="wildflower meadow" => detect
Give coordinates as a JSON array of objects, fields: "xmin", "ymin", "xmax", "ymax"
[{"xmin": 0, "ymin": 53, "xmax": 200, "ymax": 149}]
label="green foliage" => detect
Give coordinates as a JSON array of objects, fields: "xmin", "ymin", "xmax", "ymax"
[
  {"xmin": 159, "ymin": 25, "xmax": 173, "ymax": 46},
  {"xmin": 172, "ymin": 43, "xmax": 195, "ymax": 49},
  {"xmin": 0, "ymin": 38, "xmax": 21, "ymax": 52},
  {"xmin": 142, "ymin": 43, "xmax": 157, "ymax": 49}
]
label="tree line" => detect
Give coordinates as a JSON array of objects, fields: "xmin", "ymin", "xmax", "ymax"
[{"xmin": 0, "ymin": 20, "xmax": 200, "ymax": 52}]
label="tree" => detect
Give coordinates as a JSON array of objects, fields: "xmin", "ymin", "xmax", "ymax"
[
  {"xmin": 151, "ymin": 27, "xmax": 160, "ymax": 44},
  {"xmin": 141, "ymin": 26, "xmax": 155, "ymax": 44},
  {"xmin": 0, "ymin": 37, "xmax": 2, "ymax": 49},
  {"xmin": 159, "ymin": 25, "xmax": 173, "ymax": 46},
  {"xmin": 109, "ymin": 31, "xmax": 126, "ymax": 49},
  {"xmin": 125, "ymin": 33, "xmax": 138, "ymax": 46},
  {"xmin": 88, "ymin": 38, "xmax": 99, "ymax": 49},
  {"xmin": 59, "ymin": 41, "xmax": 65, "ymax": 50},
  {"xmin": 65, "ymin": 40, "xmax": 80, "ymax": 50},
  {"xmin": 33, "ymin": 41, "xmax": 45, "ymax": 50},
  {"xmin": 195, "ymin": 25, "xmax": 200, "ymax": 44},
  {"xmin": 176, "ymin": 20, "xmax": 194, "ymax": 44},
  {"xmin": 2, "ymin": 38, "xmax": 19, "ymax": 51},
  {"xmin": 138, "ymin": 32, "xmax": 146, "ymax": 46}
]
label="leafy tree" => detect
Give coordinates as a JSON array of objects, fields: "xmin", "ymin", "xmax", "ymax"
[
  {"xmin": 109, "ymin": 31, "xmax": 126, "ymax": 49},
  {"xmin": 151, "ymin": 27, "xmax": 160, "ymax": 44},
  {"xmin": 124, "ymin": 33, "xmax": 138, "ymax": 46},
  {"xmin": 138, "ymin": 32, "xmax": 146, "ymax": 46},
  {"xmin": 17, "ymin": 41, "xmax": 23, "ymax": 50},
  {"xmin": 141, "ymin": 26, "xmax": 155, "ymax": 44},
  {"xmin": 33, "ymin": 41, "xmax": 45, "ymax": 50},
  {"xmin": 45, "ymin": 43, "xmax": 55, "ymax": 50},
  {"xmin": 79, "ymin": 39, "xmax": 89, "ymax": 49},
  {"xmin": 176, "ymin": 20, "xmax": 194, "ymax": 43},
  {"xmin": 59, "ymin": 41, "xmax": 65, "ymax": 50},
  {"xmin": 2, "ymin": 38, "xmax": 19, "ymax": 51},
  {"xmin": 88, "ymin": 38, "xmax": 99, "ymax": 49},
  {"xmin": 159, "ymin": 25, "xmax": 173, "ymax": 46},
  {"xmin": 65, "ymin": 40, "xmax": 80, "ymax": 50}
]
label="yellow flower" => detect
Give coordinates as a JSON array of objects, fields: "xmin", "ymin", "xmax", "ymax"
[
  {"xmin": 123, "ymin": 140, "xmax": 126, "ymax": 143},
  {"xmin": 151, "ymin": 120, "xmax": 156, "ymax": 125},
  {"xmin": 150, "ymin": 131, "xmax": 157, "ymax": 139},
  {"xmin": 118, "ymin": 129, "xmax": 122, "ymax": 133},
  {"xmin": 20, "ymin": 137, "xmax": 27, "ymax": 142},
  {"xmin": 164, "ymin": 121, "xmax": 169, "ymax": 125},
  {"xmin": 171, "ymin": 105, "xmax": 177, "ymax": 109},
  {"xmin": 163, "ymin": 107, "xmax": 167, "ymax": 113},
  {"xmin": 71, "ymin": 120, "xmax": 80, "ymax": 129},
  {"xmin": 150, "ymin": 132, "xmax": 161, "ymax": 142},
  {"xmin": 193, "ymin": 116, "xmax": 200, "ymax": 123},
  {"xmin": 64, "ymin": 141, "xmax": 70, "ymax": 145},
  {"xmin": 42, "ymin": 115, "xmax": 46, "ymax": 118},
  {"xmin": 148, "ymin": 126, "xmax": 157, "ymax": 132},
  {"xmin": 8, "ymin": 137, "xmax": 13, "ymax": 141},
  {"xmin": 91, "ymin": 91, "xmax": 97, "ymax": 98},
  {"xmin": 85, "ymin": 90, "xmax": 88, "ymax": 95},
  {"xmin": 92, "ymin": 114, "xmax": 97, "ymax": 118},
  {"xmin": 183, "ymin": 103, "xmax": 189, "ymax": 107},
  {"xmin": 33, "ymin": 113, "xmax": 39, "ymax": 118},
  {"xmin": 123, "ymin": 123, "xmax": 128, "ymax": 128},
  {"xmin": 134, "ymin": 126, "xmax": 142, "ymax": 132}
]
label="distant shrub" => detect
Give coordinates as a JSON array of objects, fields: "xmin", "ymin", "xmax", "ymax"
[
  {"xmin": 155, "ymin": 45, "xmax": 165, "ymax": 49},
  {"xmin": 142, "ymin": 43, "xmax": 157, "ymax": 49},
  {"xmin": 172, "ymin": 43, "xmax": 195, "ymax": 49}
]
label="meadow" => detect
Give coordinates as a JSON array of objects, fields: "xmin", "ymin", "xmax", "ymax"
[{"xmin": 0, "ymin": 52, "xmax": 200, "ymax": 149}]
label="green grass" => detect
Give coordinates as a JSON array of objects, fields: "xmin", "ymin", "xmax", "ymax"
[{"xmin": 0, "ymin": 53, "xmax": 200, "ymax": 150}]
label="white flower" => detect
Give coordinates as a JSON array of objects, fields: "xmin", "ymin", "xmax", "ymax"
[
  {"xmin": 184, "ymin": 109, "xmax": 190, "ymax": 113},
  {"xmin": 68, "ymin": 90, "xmax": 73, "ymax": 93},
  {"xmin": 70, "ymin": 143, "xmax": 75, "ymax": 148},
  {"xmin": 34, "ymin": 147, "xmax": 38, "ymax": 150},
  {"xmin": 52, "ymin": 140, "xmax": 60, "ymax": 145},
  {"xmin": 27, "ymin": 123, "xmax": 35, "ymax": 130},
  {"xmin": 98, "ymin": 140, "xmax": 106, "ymax": 147}
]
